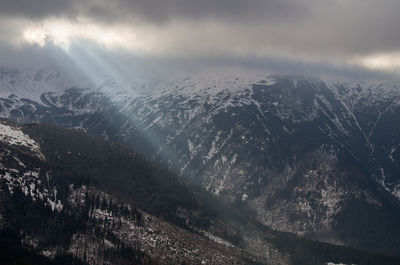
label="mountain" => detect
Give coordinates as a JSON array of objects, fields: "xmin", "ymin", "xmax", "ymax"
[
  {"xmin": 2, "ymin": 119, "xmax": 400, "ymax": 265},
  {"xmin": 0, "ymin": 119, "xmax": 261, "ymax": 264},
  {"xmin": 1, "ymin": 68, "xmax": 400, "ymax": 257}
]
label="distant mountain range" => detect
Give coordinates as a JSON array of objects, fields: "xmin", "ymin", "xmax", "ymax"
[{"xmin": 1, "ymin": 68, "xmax": 400, "ymax": 263}]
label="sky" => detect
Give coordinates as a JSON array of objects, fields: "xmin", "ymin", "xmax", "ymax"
[{"xmin": 0, "ymin": 0, "xmax": 400, "ymax": 81}]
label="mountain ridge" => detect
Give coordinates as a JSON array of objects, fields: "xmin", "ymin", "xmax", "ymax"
[
  {"xmin": 2, "ymin": 118, "xmax": 400, "ymax": 264},
  {"xmin": 1, "ymin": 69, "xmax": 400, "ymax": 257}
]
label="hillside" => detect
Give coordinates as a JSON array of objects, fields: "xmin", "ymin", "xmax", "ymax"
[{"xmin": 1, "ymin": 69, "xmax": 400, "ymax": 259}]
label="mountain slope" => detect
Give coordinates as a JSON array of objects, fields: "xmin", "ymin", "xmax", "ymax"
[
  {"xmin": 1, "ymin": 69, "xmax": 400, "ymax": 256},
  {"xmin": 2, "ymin": 119, "xmax": 400, "ymax": 264},
  {"xmin": 0, "ymin": 119, "xmax": 261, "ymax": 264}
]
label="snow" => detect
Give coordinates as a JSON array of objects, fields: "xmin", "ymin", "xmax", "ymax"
[
  {"xmin": 0, "ymin": 164, "xmax": 64, "ymax": 211},
  {"xmin": 326, "ymin": 263, "xmax": 355, "ymax": 265},
  {"xmin": 3, "ymin": 68, "xmax": 400, "ymax": 209},
  {"xmin": 188, "ymin": 139, "xmax": 194, "ymax": 153},
  {"xmin": 197, "ymin": 229, "xmax": 234, "ymax": 248},
  {"xmin": 0, "ymin": 122, "xmax": 44, "ymax": 159},
  {"xmin": 231, "ymin": 154, "xmax": 238, "ymax": 164},
  {"xmin": 258, "ymin": 77, "xmax": 277, "ymax": 86},
  {"xmin": 47, "ymin": 198, "xmax": 63, "ymax": 212},
  {"xmin": 141, "ymin": 74, "xmax": 269, "ymax": 111},
  {"xmin": 212, "ymin": 173, "xmax": 229, "ymax": 196},
  {"xmin": 205, "ymin": 132, "xmax": 222, "ymax": 160},
  {"xmin": 0, "ymin": 68, "xmax": 79, "ymax": 102},
  {"xmin": 13, "ymin": 156, "xmax": 26, "ymax": 167},
  {"xmin": 391, "ymin": 184, "xmax": 400, "ymax": 199}
]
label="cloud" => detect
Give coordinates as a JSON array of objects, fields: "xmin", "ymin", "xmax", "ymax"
[
  {"xmin": 0, "ymin": 0, "xmax": 307, "ymax": 23},
  {"xmin": 0, "ymin": 0, "xmax": 400, "ymax": 78},
  {"xmin": 0, "ymin": 0, "xmax": 78, "ymax": 20}
]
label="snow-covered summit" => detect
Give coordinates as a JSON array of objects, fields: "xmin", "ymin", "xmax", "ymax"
[{"xmin": 0, "ymin": 68, "xmax": 82, "ymax": 102}]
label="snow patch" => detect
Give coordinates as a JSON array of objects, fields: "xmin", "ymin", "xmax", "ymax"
[
  {"xmin": 198, "ymin": 230, "xmax": 234, "ymax": 248},
  {"xmin": 326, "ymin": 263, "xmax": 356, "ymax": 265},
  {"xmin": 0, "ymin": 122, "xmax": 44, "ymax": 159}
]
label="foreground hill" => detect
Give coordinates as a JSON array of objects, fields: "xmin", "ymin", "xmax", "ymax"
[
  {"xmin": 1, "ymin": 119, "xmax": 400, "ymax": 264},
  {"xmin": 0, "ymin": 119, "xmax": 255, "ymax": 264}
]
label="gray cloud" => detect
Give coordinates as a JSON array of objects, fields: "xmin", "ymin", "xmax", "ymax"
[
  {"xmin": 0, "ymin": 0, "xmax": 78, "ymax": 19},
  {"xmin": 0, "ymin": 38, "xmax": 396, "ymax": 85},
  {"xmin": 0, "ymin": 0, "xmax": 307, "ymax": 23},
  {"xmin": 1, "ymin": 0, "xmax": 399, "ymax": 56},
  {"xmin": 0, "ymin": 0, "xmax": 400, "ymax": 79}
]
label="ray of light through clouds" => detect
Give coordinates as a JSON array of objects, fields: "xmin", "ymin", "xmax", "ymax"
[
  {"xmin": 0, "ymin": 0, "xmax": 397, "ymax": 80},
  {"xmin": 14, "ymin": 14, "xmax": 184, "ymax": 166},
  {"xmin": 0, "ymin": 0, "xmax": 399, "ymax": 175}
]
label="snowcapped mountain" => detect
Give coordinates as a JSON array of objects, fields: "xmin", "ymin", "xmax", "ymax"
[
  {"xmin": 0, "ymin": 68, "xmax": 81, "ymax": 102},
  {"xmin": 1, "ymin": 69, "xmax": 400, "ymax": 256}
]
